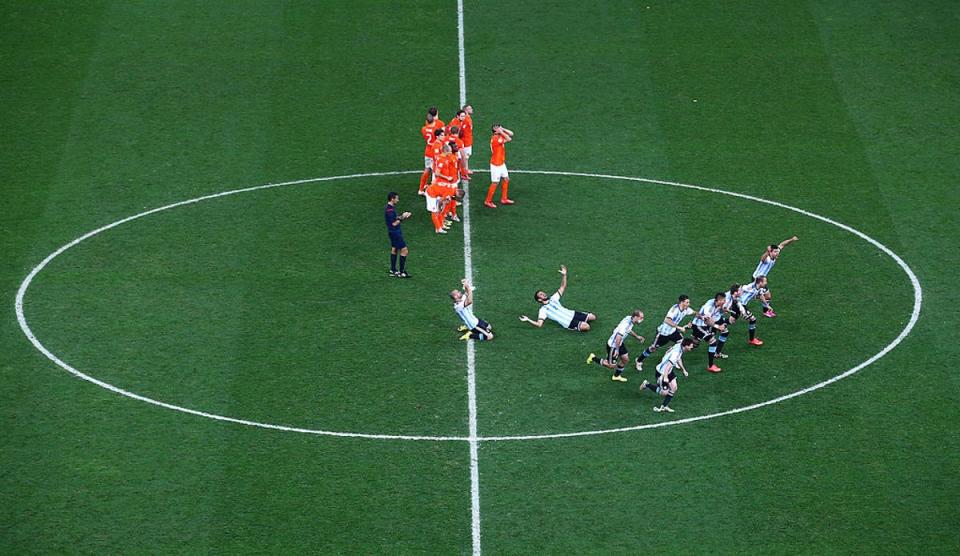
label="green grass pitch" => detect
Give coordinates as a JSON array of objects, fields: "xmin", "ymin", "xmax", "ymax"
[{"xmin": 2, "ymin": 1, "xmax": 958, "ymax": 554}]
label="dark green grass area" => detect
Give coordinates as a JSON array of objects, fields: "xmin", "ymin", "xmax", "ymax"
[{"xmin": 2, "ymin": 0, "xmax": 958, "ymax": 554}]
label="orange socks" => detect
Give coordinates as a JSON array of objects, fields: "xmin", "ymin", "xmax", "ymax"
[
  {"xmin": 501, "ymin": 179, "xmax": 510, "ymax": 201},
  {"xmin": 431, "ymin": 211, "xmax": 443, "ymax": 231},
  {"xmin": 419, "ymin": 170, "xmax": 430, "ymax": 193},
  {"xmin": 486, "ymin": 183, "xmax": 497, "ymax": 203}
]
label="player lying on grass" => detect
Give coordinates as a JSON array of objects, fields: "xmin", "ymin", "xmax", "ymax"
[
  {"xmin": 519, "ymin": 265, "xmax": 597, "ymax": 332},
  {"xmin": 752, "ymin": 235, "xmax": 799, "ymax": 317},
  {"xmin": 451, "ymin": 279, "xmax": 494, "ymax": 341},
  {"xmin": 587, "ymin": 310, "xmax": 644, "ymax": 382},
  {"xmin": 640, "ymin": 338, "xmax": 696, "ymax": 413}
]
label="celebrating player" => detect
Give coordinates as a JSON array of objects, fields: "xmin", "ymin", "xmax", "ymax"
[
  {"xmin": 519, "ymin": 265, "xmax": 597, "ymax": 332},
  {"xmin": 587, "ymin": 310, "xmax": 645, "ymax": 382},
  {"xmin": 639, "ymin": 338, "xmax": 696, "ymax": 413},
  {"xmin": 737, "ymin": 275, "xmax": 768, "ymax": 345},
  {"xmin": 484, "ymin": 123, "xmax": 514, "ymax": 208},
  {"xmin": 752, "ymin": 235, "xmax": 799, "ymax": 317},
  {"xmin": 634, "ymin": 294, "xmax": 695, "ymax": 371},
  {"xmin": 691, "ymin": 292, "xmax": 728, "ymax": 373},
  {"xmin": 451, "ymin": 279, "xmax": 494, "ymax": 342}
]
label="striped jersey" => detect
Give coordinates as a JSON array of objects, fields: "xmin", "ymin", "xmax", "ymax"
[
  {"xmin": 607, "ymin": 315, "xmax": 635, "ymax": 348},
  {"xmin": 753, "ymin": 254, "xmax": 776, "ymax": 278},
  {"xmin": 656, "ymin": 343, "xmax": 685, "ymax": 375},
  {"xmin": 692, "ymin": 298, "xmax": 723, "ymax": 328},
  {"xmin": 739, "ymin": 281, "xmax": 767, "ymax": 305},
  {"xmin": 657, "ymin": 304, "xmax": 694, "ymax": 336},
  {"xmin": 454, "ymin": 299, "xmax": 479, "ymax": 329},
  {"xmin": 537, "ymin": 292, "xmax": 576, "ymax": 328}
]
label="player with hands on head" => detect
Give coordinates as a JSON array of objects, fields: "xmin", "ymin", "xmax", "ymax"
[{"xmin": 519, "ymin": 265, "xmax": 597, "ymax": 332}]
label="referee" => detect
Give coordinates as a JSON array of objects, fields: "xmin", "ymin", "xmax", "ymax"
[{"xmin": 385, "ymin": 192, "xmax": 412, "ymax": 278}]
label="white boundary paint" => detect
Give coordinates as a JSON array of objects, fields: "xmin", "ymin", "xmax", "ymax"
[
  {"xmin": 14, "ymin": 169, "xmax": 923, "ymax": 444},
  {"xmin": 455, "ymin": 2, "xmax": 482, "ymax": 554}
]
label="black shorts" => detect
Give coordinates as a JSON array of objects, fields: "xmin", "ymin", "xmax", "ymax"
[
  {"xmin": 472, "ymin": 319, "xmax": 491, "ymax": 334},
  {"xmin": 567, "ymin": 311, "xmax": 589, "ymax": 330},
  {"xmin": 388, "ymin": 232, "xmax": 406, "ymax": 249},
  {"xmin": 653, "ymin": 368, "xmax": 677, "ymax": 384},
  {"xmin": 607, "ymin": 343, "xmax": 628, "ymax": 360},
  {"xmin": 692, "ymin": 324, "xmax": 715, "ymax": 344},
  {"xmin": 652, "ymin": 330, "xmax": 683, "ymax": 349}
]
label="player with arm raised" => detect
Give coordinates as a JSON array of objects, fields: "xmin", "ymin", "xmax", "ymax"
[
  {"xmin": 753, "ymin": 235, "xmax": 799, "ymax": 317},
  {"xmin": 587, "ymin": 310, "xmax": 645, "ymax": 382},
  {"xmin": 451, "ymin": 279, "xmax": 494, "ymax": 342},
  {"xmin": 519, "ymin": 265, "xmax": 597, "ymax": 332},
  {"xmin": 484, "ymin": 123, "xmax": 515, "ymax": 208}
]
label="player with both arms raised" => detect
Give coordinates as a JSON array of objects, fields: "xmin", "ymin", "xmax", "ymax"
[{"xmin": 451, "ymin": 279, "xmax": 494, "ymax": 342}]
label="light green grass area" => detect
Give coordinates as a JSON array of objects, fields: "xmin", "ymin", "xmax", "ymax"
[{"xmin": 2, "ymin": 1, "xmax": 957, "ymax": 554}]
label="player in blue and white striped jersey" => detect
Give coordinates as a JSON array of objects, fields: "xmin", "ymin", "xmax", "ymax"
[
  {"xmin": 752, "ymin": 236, "xmax": 798, "ymax": 317},
  {"xmin": 736, "ymin": 275, "xmax": 767, "ymax": 346},
  {"xmin": 711, "ymin": 283, "xmax": 745, "ymax": 360},
  {"xmin": 519, "ymin": 265, "xmax": 597, "ymax": 332},
  {"xmin": 587, "ymin": 310, "xmax": 645, "ymax": 382},
  {"xmin": 450, "ymin": 279, "xmax": 494, "ymax": 342},
  {"xmin": 691, "ymin": 292, "xmax": 728, "ymax": 373},
  {"xmin": 634, "ymin": 295, "xmax": 695, "ymax": 371},
  {"xmin": 640, "ymin": 338, "xmax": 696, "ymax": 413}
]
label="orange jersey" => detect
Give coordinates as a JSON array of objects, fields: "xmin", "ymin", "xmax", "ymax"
[
  {"xmin": 426, "ymin": 183, "xmax": 456, "ymax": 198},
  {"xmin": 490, "ymin": 132, "xmax": 507, "ymax": 165},
  {"xmin": 429, "ymin": 137, "xmax": 447, "ymax": 161},
  {"xmin": 421, "ymin": 119, "xmax": 445, "ymax": 156},
  {"xmin": 434, "ymin": 152, "xmax": 459, "ymax": 182},
  {"xmin": 460, "ymin": 115, "xmax": 473, "ymax": 147}
]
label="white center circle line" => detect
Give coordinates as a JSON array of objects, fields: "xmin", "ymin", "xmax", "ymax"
[{"xmin": 14, "ymin": 169, "xmax": 922, "ymax": 442}]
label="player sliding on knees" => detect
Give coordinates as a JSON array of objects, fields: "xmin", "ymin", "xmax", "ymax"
[
  {"xmin": 451, "ymin": 279, "xmax": 494, "ymax": 342},
  {"xmin": 587, "ymin": 310, "xmax": 645, "ymax": 382},
  {"xmin": 640, "ymin": 338, "xmax": 696, "ymax": 413},
  {"xmin": 519, "ymin": 265, "xmax": 597, "ymax": 332}
]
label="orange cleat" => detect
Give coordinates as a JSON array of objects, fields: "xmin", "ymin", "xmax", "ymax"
[
  {"xmin": 707, "ymin": 364, "xmax": 723, "ymax": 373},
  {"xmin": 484, "ymin": 201, "xmax": 497, "ymax": 208},
  {"xmin": 500, "ymin": 198, "xmax": 515, "ymax": 205},
  {"xmin": 748, "ymin": 338, "xmax": 764, "ymax": 346}
]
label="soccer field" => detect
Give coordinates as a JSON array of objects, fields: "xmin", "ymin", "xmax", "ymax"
[{"xmin": 2, "ymin": 1, "xmax": 958, "ymax": 554}]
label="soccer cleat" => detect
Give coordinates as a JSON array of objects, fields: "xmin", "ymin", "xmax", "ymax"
[
  {"xmin": 397, "ymin": 271, "xmax": 411, "ymax": 278},
  {"xmin": 484, "ymin": 201, "xmax": 497, "ymax": 208},
  {"xmin": 450, "ymin": 215, "xmax": 461, "ymax": 222},
  {"xmin": 436, "ymin": 228, "xmax": 448, "ymax": 234},
  {"xmin": 457, "ymin": 325, "xmax": 469, "ymax": 332},
  {"xmin": 635, "ymin": 360, "xmax": 643, "ymax": 372},
  {"xmin": 659, "ymin": 405, "xmax": 675, "ymax": 413},
  {"xmin": 459, "ymin": 331, "xmax": 472, "ymax": 341},
  {"xmin": 653, "ymin": 405, "xmax": 663, "ymax": 413},
  {"xmin": 707, "ymin": 364, "xmax": 723, "ymax": 373},
  {"xmin": 418, "ymin": 190, "xmax": 426, "ymax": 196},
  {"xmin": 639, "ymin": 380, "xmax": 648, "ymax": 392},
  {"xmin": 389, "ymin": 270, "xmax": 399, "ymax": 277},
  {"xmin": 500, "ymin": 198, "xmax": 515, "ymax": 205},
  {"xmin": 586, "ymin": 353, "xmax": 596, "ymax": 365},
  {"xmin": 611, "ymin": 375, "xmax": 628, "ymax": 382},
  {"xmin": 748, "ymin": 338, "xmax": 764, "ymax": 346},
  {"xmin": 763, "ymin": 308, "xmax": 777, "ymax": 318},
  {"xmin": 716, "ymin": 352, "xmax": 729, "ymax": 359}
]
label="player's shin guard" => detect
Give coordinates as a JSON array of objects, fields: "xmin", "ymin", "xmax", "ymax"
[
  {"xmin": 662, "ymin": 394, "xmax": 673, "ymax": 407},
  {"xmin": 390, "ymin": 253, "xmax": 398, "ymax": 272},
  {"xmin": 716, "ymin": 334, "xmax": 728, "ymax": 354},
  {"xmin": 638, "ymin": 348, "xmax": 652, "ymax": 362},
  {"xmin": 614, "ymin": 365, "xmax": 624, "ymax": 377},
  {"xmin": 399, "ymin": 255, "xmax": 406, "ymax": 272},
  {"xmin": 708, "ymin": 345, "xmax": 717, "ymax": 366},
  {"xmin": 485, "ymin": 183, "xmax": 497, "ymax": 204},
  {"xmin": 431, "ymin": 212, "xmax": 443, "ymax": 231},
  {"xmin": 748, "ymin": 322, "xmax": 757, "ymax": 340},
  {"xmin": 500, "ymin": 179, "xmax": 510, "ymax": 201}
]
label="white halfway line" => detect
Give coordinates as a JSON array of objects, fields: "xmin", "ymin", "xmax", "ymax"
[
  {"xmin": 14, "ymin": 169, "xmax": 922, "ymax": 442},
  {"xmin": 456, "ymin": 1, "xmax": 482, "ymax": 554}
]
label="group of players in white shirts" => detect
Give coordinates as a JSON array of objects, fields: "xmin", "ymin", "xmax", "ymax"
[{"xmin": 450, "ymin": 236, "xmax": 799, "ymax": 414}]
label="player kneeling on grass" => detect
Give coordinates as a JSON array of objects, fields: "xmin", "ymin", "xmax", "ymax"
[
  {"xmin": 640, "ymin": 338, "xmax": 696, "ymax": 413},
  {"xmin": 587, "ymin": 310, "xmax": 644, "ymax": 382},
  {"xmin": 451, "ymin": 279, "xmax": 494, "ymax": 342},
  {"xmin": 519, "ymin": 264, "xmax": 597, "ymax": 332}
]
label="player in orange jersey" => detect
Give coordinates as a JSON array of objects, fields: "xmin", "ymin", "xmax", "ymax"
[
  {"xmin": 455, "ymin": 105, "xmax": 474, "ymax": 176},
  {"xmin": 435, "ymin": 143, "xmax": 462, "ymax": 224},
  {"xmin": 485, "ymin": 123, "xmax": 514, "ymax": 208},
  {"xmin": 419, "ymin": 106, "xmax": 445, "ymax": 194},
  {"xmin": 447, "ymin": 124, "xmax": 467, "ymax": 182}
]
